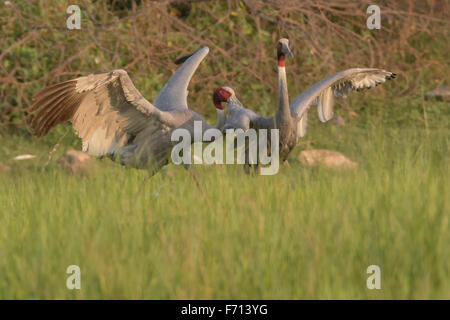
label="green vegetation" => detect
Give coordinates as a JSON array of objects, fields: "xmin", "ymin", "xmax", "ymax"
[
  {"xmin": 1, "ymin": 104, "xmax": 448, "ymax": 298},
  {"xmin": 0, "ymin": 0, "xmax": 449, "ymax": 299}
]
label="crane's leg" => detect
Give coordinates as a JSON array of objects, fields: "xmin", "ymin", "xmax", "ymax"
[{"xmin": 243, "ymin": 142, "xmax": 259, "ymax": 176}]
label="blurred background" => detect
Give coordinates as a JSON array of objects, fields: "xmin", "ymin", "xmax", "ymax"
[{"xmin": 0, "ymin": 0, "xmax": 449, "ymax": 134}]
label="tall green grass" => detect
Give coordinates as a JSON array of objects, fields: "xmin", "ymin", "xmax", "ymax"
[{"xmin": 0, "ymin": 118, "xmax": 448, "ymax": 299}]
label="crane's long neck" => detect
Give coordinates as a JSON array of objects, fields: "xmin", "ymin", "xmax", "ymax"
[{"xmin": 276, "ymin": 65, "xmax": 291, "ymax": 125}]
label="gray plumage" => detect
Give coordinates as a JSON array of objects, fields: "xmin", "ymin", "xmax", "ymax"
[
  {"xmin": 153, "ymin": 47, "xmax": 209, "ymax": 111},
  {"xmin": 28, "ymin": 47, "xmax": 226, "ymax": 173},
  {"xmin": 222, "ymin": 88, "xmax": 274, "ymax": 133},
  {"xmin": 290, "ymin": 68, "xmax": 396, "ymax": 139}
]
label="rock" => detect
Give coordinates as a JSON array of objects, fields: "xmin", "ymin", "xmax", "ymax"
[
  {"xmin": 13, "ymin": 154, "xmax": 36, "ymax": 160},
  {"xmin": 429, "ymin": 86, "xmax": 450, "ymax": 101},
  {"xmin": 58, "ymin": 150, "xmax": 93, "ymax": 174},
  {"xmin": 298, "ymin": 149, "xmax": 357, "ymax": 169},
  {"xmin": 0, "ymin": 162, "xmax": 11, "ymax": 173},
  {"xmin": 331, "ymin": 115, "xmax": 345, "ymax": 127}
]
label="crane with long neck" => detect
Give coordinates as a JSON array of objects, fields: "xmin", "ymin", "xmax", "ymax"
[
  {"xmin": 274, "ymin": 38, "xmax": 296, "ymax": 160},
  {"xmin": 28, "ymin": 47, "xmax": 227, "ymax": 175},
  {"xmin": 217, "ymin": 38, "xmax": 396, "ymax": 170}
]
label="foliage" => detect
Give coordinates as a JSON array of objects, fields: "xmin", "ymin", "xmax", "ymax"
[{"xmin": 0, "ymin": 0, "xmax": 449, "ymax": 128}]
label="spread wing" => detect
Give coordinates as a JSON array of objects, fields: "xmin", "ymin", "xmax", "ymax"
[
  {"xmin": 153, "ymin": 46, "xmax": 209, "ymax": 111},
  {"xmin": 289, "ymin": 68, "xmax": 396, "ymax": 138},
  {"xmin": 28, "ymin": 69, "xmax": 171, "ymax": 157}
]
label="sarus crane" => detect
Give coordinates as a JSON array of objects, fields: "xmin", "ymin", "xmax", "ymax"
[
  {"xmin": 28, "ymin": 47, "xmax": 226, "ymax": 175},
  {"xmin": 215, "ymin": 38, "xmax": 396, "ymax": 171}
]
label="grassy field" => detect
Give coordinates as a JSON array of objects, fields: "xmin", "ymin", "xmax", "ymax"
[{"xmin": 1, "ymin": 96, "xmax": 448, "ymax": 299}]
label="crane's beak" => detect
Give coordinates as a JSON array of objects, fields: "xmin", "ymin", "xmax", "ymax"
[{"xmin": 283, "ymin": 45, "xmax": 294, "ymax": 58}]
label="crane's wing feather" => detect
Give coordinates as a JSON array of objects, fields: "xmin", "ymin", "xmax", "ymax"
[
  {"xmin": 28, "ymin": 69, "xmax": 171, "ymax": 157},
  {"xmin": 153, "ymin": 46, "xmax": 209, "ymax": 111},
  {"xmin": 290, "ymin": 68, "xmax": 396, "ymax": 138}
]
